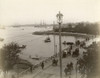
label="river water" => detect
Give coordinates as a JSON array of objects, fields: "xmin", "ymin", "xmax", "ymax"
[{"xmin": 0, "ymin": 26, "xmax": 85, "ymax": 62}]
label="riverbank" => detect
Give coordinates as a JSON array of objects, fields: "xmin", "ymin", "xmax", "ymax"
[{"xmin": 33, "ymin": 30, "xmax": 97, "ymax": 38}]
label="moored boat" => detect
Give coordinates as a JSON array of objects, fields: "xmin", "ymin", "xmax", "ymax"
[
  {"xmin": 19, "ymin": 45, "xmax": 26, "ymax": 49},
  {"xmin": 44, "ymin": 37, "xmax": 51, "ymax": 42}
]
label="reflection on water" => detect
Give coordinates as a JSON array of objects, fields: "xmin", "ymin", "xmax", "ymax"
[{"xmin": 0, "ymin": 27, "xmax": 85, "ymax": 58}]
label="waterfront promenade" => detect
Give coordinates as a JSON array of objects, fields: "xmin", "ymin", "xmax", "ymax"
[{"xmin": 18, "ymin": 37, "xmax": 100, "ymax": 78}]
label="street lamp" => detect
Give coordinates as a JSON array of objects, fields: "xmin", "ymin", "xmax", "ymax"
[
  {"xmin": 56, "ymin": 11, "xmax": 63, "ymax": 78},
  {"xmin": 53, "ymin": 21, "xmax": 57, "ymax": 57}
]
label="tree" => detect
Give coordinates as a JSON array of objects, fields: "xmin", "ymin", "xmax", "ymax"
[
  {"xmin": 0, "ymin": 42, "xmax": 22, "ymax": 71},
  {"xmin": 77, "ymin": 42, "xmax": 99, "ymax": 78},
  {"xmin": 54, "ymin": 22, "xmax": 100, "ymax": 35}
]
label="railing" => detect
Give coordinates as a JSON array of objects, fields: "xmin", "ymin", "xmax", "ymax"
[{"xmin": 17, "ymin": 67, "xmax": 30, "ymax": 77}]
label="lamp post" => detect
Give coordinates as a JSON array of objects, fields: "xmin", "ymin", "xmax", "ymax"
[
  {"xmin": 53, "ymin": 21, "xmax": 56, "ymax": 57},
  {"xmin": 56, "ymin": 11, "xmax": 63, "ymax": 78}
]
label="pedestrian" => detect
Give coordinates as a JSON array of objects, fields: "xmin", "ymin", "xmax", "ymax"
[
  {"xmin": 64, "ymin": 67, "xmax": 67, "ymax": 75},
  {"xmin": 41, "ymin": 62, "xmax": 44, "ymax": 69},
  {"xmin": 70, "ymin": 62, "xmax": 73, "ymax": 70},
  {"xmin": 55, "ymin": 59, "xmax": 58, "ymax": 66},
  {"xmin": 30, "ymin": 65, "xmax": 33, "ymax": 73},
  {"xmin": 70, "ymin": 45, "xmax": 72, "ymax": 50},
  {"xmin": 52, "ymin": 58, "xmax": 56, "ymax": 66}
]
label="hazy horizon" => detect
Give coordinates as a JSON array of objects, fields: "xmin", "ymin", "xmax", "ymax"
[{"xmin": 0, "ymin": 0, "xmax": 100, "ymax": 26}]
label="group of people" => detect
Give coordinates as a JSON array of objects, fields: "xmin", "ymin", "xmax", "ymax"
[
  {"xmin": 40, "ymin": 58, "xmax": 58, "ymax": 69},
  {"xmin": 64, "ymin": 62, "xmax": 73, "ymax": 75},
  {"xmin": 63, "ymin": 47, "xmax": 80, "ymax": 58},
  {"xmin": 63, "ymin": 45, "xmax": 73, "ymax": 58},
  {"xmin": 63, "ymin": 38, "xmax": 89, "ymax": 58},
  {"xmin": 41, "ymin": 38, "xmax": 89, "ymax": 74},
  {"xmin": 63, "ymin": 40, "xmax": 87, "ymax": 76},
  {"xmin": 52, "ymin": 58, "xmax": 58, "ymax": 66}
]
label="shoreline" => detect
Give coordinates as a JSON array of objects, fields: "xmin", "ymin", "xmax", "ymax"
[{"xmin": 33, "ymin": 30, "xmax": 97, "ymax": 38}]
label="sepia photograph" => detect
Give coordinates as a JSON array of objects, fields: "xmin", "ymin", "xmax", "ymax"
[{"xmin": 0, "ymin": 0, "xmax": 100, "ymax": 78}]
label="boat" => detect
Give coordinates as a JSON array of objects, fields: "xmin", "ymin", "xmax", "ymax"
[
  {"xmin": 44, "ymin": 37, "xmax": 51, "ymax": 42},
  {"xmin": 19, "ymin": 45, "xmax": 26, "ymax": 48},
  {"xmin": 31, "ymin": 55, "xmax": 40, "ymax": 60},
  {"xmin": 32, "ymin": 57, "xmax": 40, "ymax": 60}
]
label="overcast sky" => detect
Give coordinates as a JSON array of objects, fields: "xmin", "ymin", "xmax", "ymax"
[{"xmin": 0, "ymin": 0, "xmax": 100, "ymax": 26}]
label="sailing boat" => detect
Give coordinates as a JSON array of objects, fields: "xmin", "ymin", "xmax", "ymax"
[{"xmin": 34, "ymin": 20, "xmax": 46, "ymax": 28}]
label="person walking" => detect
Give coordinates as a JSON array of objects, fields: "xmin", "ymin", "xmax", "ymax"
[
  {"xmin": 30, "ymin": 65, "xmax": 33, "ymax": 73},
  {"xmin": 64, "ymin": 67, "xmax": 67, "ymax": 76},
  {"xmin": 41, "ymin": 62, "xmax": 44, "ymax": 69}
]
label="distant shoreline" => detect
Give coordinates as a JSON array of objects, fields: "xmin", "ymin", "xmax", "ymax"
[{"xmin": 33, "ymin": 30, "xmax": 96, "ymax": 38}]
